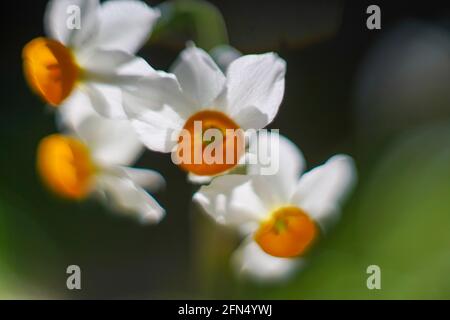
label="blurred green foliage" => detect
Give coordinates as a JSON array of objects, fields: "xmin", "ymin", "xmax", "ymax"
[{"xmin": 151, "ymin": 0, "xmax": 228, "ymax": 50}]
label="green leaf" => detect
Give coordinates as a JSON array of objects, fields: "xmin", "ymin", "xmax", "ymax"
[{"xmin": 151, "ymin": 0, "xmax": 229, "ymax": 50}]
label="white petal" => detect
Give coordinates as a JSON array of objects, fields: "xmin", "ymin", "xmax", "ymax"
[
  {"xmin": 96, "ymin": 172, "xmax": 165, "ymax": 224},
  {"xmin": 171, "ymin": 45, "xmax": 226, "ymax": 108},
  {"xmin": 79, "ymin": 49, "xmax": 136, "ymax": 74},
  {"xmin": 83, "ymin": 83, "xmax": 127, "ymax": 119},
  {"xmin": 62, "ymin": 52, "xmax": 152, "ymax": 121},
  {"xmin": 233, "ymin": 106, "xmax": 269, "ymax": 130},
  {"xmin": 118, "ymin": 56, "xmax": 155, "ymax": 77},
  {"xmin": 123, "ymin": 73, "xmax": 192, "ymax": 152},
  {"xmin": 93, "ymin": 0, "xmax": 160, "ymax": 53},
  {"xmin": 246, "ymin": 131, "xmax": 305, "ymax": 201},
  {"xmin": 79, "ymin": 53, "xmax": 155, "ymax": 120},
  {"xmin": 193, "ymin": 175, "xmax": 270, "ymax": 228},
  {"xmin": 45, "ymin": 0, "xmax": 99, "ymax": 48},
  {"xmin": 232, "ymin": 239, "xmax": 302, "ymax": 283},
  {"xmin": 123, "ymin": 72, "xmax": 192, "ymax": 118},
  {"xmin": 225, "ymin": 53, "xmax": 286, "ymax": 127},
  {"xmin": 79, "ymin": 49, "xmax": 155, "ymax": 79},
  {"xmin": 129, "ymin": 117, "xmax": 181, "ymax": 153},
  {"xmin": 290, "ymin": 155, "xmax": 357, "ymax": 226},
  {"xmin": 57, "ymin": 89, "xmax": 96, "ymax": 131},
  {"xmin": 118, "ymin": 167, "xmax": 166, "ymax": 192},
  {"xmin": 75, "ymin": 114, "xmax": 143, "ymax": 166}
]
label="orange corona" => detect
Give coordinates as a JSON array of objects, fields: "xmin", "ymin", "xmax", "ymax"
[
  {"xmin": 37, "ymin": 134, "xmax": 95, "ymax": 199},
  {"xmin": 23, "ymin": 37, "xmax": 80, "ymax": 106},
  {"xmin": 176, "ymin": 110, "xmax": 245, "ymax": 176},
  {"xmin": 254, "ymin": 206, "xmax": 318, "ymax": 258}
]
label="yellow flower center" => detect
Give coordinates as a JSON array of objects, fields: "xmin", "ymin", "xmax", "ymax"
[
  {"xmin": 37, "ymin": 134, "xmax": 95, "ymax": 200},
  {"xmin": 175, "ymin": 110, "xmax": 245, "ymax": 176},
  {"xmin": 22, "ymin": 37, "xmax": 80, "ymax": 106},
  {"xmin": 254, "ymin": 206, "xmax": 318, "ymax": 258}
]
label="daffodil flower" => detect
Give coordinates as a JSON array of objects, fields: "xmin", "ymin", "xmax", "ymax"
[
  {"xmin": 23, "ymin": 0, "xmax": 160, "ymax": 126},
  {"xmin": 193, "ymin": 132, "xmax": 356, "ymax": 281},
  {"xmin": 37, "ymin": 114, "xmax": 165, "ymax": 223},
  {"xmin": 123, "ymin": 44, "xmax": 286, "ymax": 180}
]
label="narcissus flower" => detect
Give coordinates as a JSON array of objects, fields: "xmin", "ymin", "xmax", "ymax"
[
  {"xmin": 37, "ymin": 114, "xmax": 165, "ymax": 223},
  {"xmin": 123, "ymin": 44, "xmax": 286, "ymax": 179},
  {"xmin": 194, "ymin": 132, "xmax": 356, "ymax": 281},
  {"xmin": 23, "ymin": 0, "xmax": 159, "ymax": 124}
]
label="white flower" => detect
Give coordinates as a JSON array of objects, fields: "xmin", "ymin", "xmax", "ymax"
[
  {"xmin": 193, "ymin": 132, "xmax": 356, "ymax": 282},
  {"xmin": 123, "ymin": 44, "xmax": 286, "ymax": 180},
  {"xmin": 22, "ymin": 0, "xmax": 160, "ymax": 129},
  {"xmin": 37, "ymin": 114, "xmax": 165, "ymax": 223}
]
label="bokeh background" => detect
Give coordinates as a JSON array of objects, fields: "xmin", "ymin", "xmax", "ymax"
[{"xmin": 1, "ymin": 0, "xmax": 450, "ymax": 299}]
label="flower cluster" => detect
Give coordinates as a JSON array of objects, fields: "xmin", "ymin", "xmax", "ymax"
[{"xmin": 23, "ymin": 0, "xmax": 356, "ymax": 281}]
